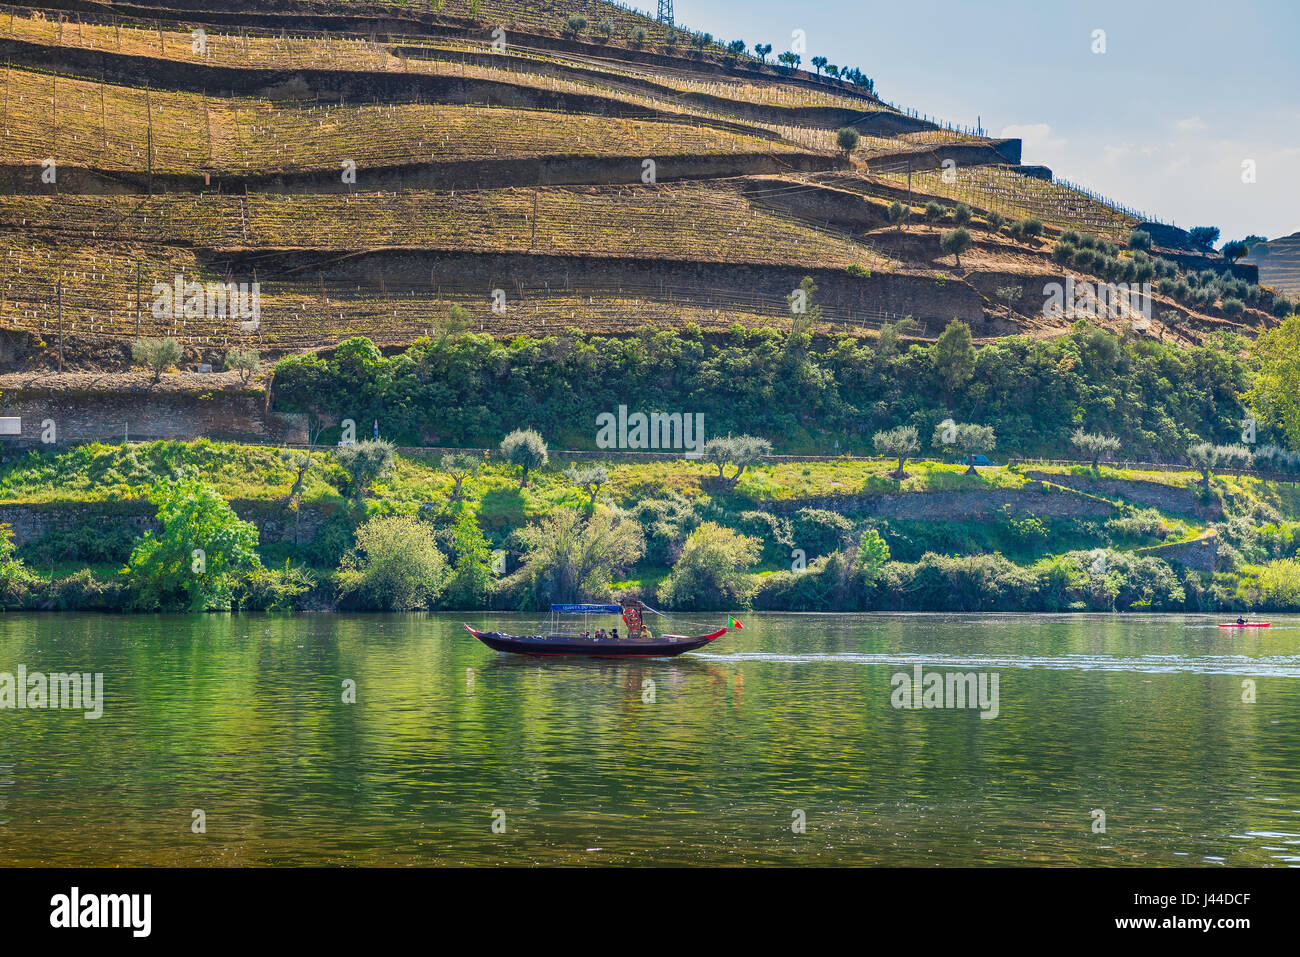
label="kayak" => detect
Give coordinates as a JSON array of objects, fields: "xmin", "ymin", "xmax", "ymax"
[{"xmin": 1218, "ymin": 622, "xmax": 1271, "ymax": 628}]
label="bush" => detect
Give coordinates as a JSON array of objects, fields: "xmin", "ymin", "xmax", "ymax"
[
  {"xmin": 951, "ymin": 203, "xmax": 972, "ymax": 226},
  {"xmin": 923, "ymin": 201, "xmax": 947, "ymax": 223},
  {"xmin": 658, "ymin": 522, "xmax": 761, "ymax": 609},
  {"xmin": 1128, "ymin": 229, "xmax": 1152, "ymax": 251},
  {"xmin": 336, "ymin": 515, "xmax": 448, "ymax": 611},
  {"xmin": 792, "ymin": 507, "xmax": 854, "ymax": 558}
]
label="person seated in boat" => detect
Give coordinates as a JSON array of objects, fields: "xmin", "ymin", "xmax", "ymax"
[
  {"xmin": 581, "ymin": 630, "xmax": 591, "ymax": 639},
  {"xmin": 595, "ymin": 629, "xmax": 607, "ymax": 640},
  {"xmin": 1238, "ymin": 614, "xmax": 1246, "ymax": 625},
  {"xmin": 610, "ymin": 627, "xmax": 619, "ymax": 640}
]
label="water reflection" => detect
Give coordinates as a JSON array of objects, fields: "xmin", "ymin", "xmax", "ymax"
[{"xmin": 0, "ymin": 612, "xmax": 1297, "ymax": 866}]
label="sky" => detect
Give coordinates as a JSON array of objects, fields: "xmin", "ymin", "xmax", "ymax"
[{"xmin": 649, "ymin": 0, "xmax": 1300, "ymax": 244}]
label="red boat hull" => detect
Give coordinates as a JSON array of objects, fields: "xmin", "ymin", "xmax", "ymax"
[
  {"xmin": 1218, "ymin": 622, "xmax": 1271, "ymax": 628},
  {"xmin": 464, "ymin": 624, "xmax": 727, "ymax": 658}
]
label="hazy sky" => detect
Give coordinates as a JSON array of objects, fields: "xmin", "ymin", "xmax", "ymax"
[{"xmin": 654, "ymin": 0, "xmax": 1299, "ymax": 243}]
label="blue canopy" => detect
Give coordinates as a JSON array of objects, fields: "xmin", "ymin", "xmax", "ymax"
[{"xmin": 550, "ymin": 604, "xmax": 622, "ymax": 614}]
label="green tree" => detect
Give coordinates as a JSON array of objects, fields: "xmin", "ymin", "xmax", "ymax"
[
  {"xmin": 440, "ymin": 451, "xmax": 481, "ymax": 500},
  {"xmin": 444, "ymin": 507, "xmax": 493, "ymax": 608},
  {"xmin": 335, "ymin": 439, "xmax": 396, "ymax": 503},
  {"xmin": 132, "ymin": 337, "xmax": 182, "ymax": 383},
  {"xmin": 502, "ymin": 507, "xmax": 644, "ymax": 607},
  {"xmin": 500, "ymin": 428, "xmax": 549, "ymax": 487},
  {"xmin": 1128, "ymin": 228, "xmax": 1152, "ymax": 251},
  {"xmin": 1248, "ymin": 316, "xmax": 1300, "ymax": 448},
  {"xmin": 873, "ymin": 424, "xmax": 920, "ymax": 478},
  {"xmin": 337, "ymin": 514, "xmax": 448, "ymax": 611},
  {"xmin": 657, "ymin": 522, "xmax": 761, "ymax": 610},
  {"xmin": 951, "ymin": 203, "xmax": 972, "ymax": 226},
  {"xmin": 126, "ymin": 473, "xmax": 262, "ymax": 611},
  {"xmin": 564, "ymin": 465, "xmax": 609, "ymax": 506},
  {"xmin": 836, "ymin": 127, "xmax": 860, "ymax": 156},
  {"xmin": 932, "ymin": 421, "xmax": 997, "ymax": 473},
  {"xmin": 1071, "ymin": 428, "xmax": 1121, "ymax": 469},
  {"xmin": 854, "ymin": 528, "xmax": 891, "ymax": 584},
  {"xmin": 224, "ymin": 347, "xmax": 260, "ymax": 384},
  {"xmin": 755, "ymin": 43, "xmax": 772, "ymax": 62},
  {"xmin": 811, "ymin": 55, "xmax": 827, "ymax": 75},
  {"xmin": 1189, "ymin": 226, "xmax": 1221, "ymax": 250},
  {"xmin": 703, "ymin": 434, "xmax": 774, "ymax": 485},
  {"xmin": 940, "ymin": 227, "xmax": 973, "ymax": 267},
  {"xmin": 931, "ymin": 320, "xmax": 976, "ymax": 390},
  {"xmin": 923, "ymin": 201, "xmax": 947, "ymax": 223}
]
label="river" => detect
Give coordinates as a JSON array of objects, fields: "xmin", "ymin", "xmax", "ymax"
[{"xmin": 1, "ymin": 612, "xmax": 1297, "ymax": 866}]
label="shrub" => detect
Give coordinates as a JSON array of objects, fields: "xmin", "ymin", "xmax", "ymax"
[
  {"xmin": 336, "ymin": 515, "xmax": 448, "ymax": 611},
  {"xmin": 951, "ymin": 203, "xmax": 972, "ymax": 226},
  {"xmin": 923, "ymin": 201, "xmax": 947, "ymax": 223},
  {"xmin": 1128, "ymin": 228, "xmax": 1152, "ymax": 251},
  {"xmin": 657, "ymin": 522, "xmax": 761, "ymax": 609},
  {"xmin": 500, "ymin": 507, "xmax": 644, "ymax": 608},
  {"xmin": 125, "ymin": 473, "xmax": 263, "ymax": 611}
]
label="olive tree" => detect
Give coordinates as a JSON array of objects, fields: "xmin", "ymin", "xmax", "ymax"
[
  {"xmin": 564, "ymin": 465, "xmax": 610, "ymax": 506},
  {"xmin": 703, "ymin": 434, "xmax": 774, "ymax": 485},
  {"xmin": 932, "ymin": 420, "xmax": 997, "ymax": 474},
  {"xmin": 440, "ymin": 451, "xmax": 481, "ymax": 500},
  {"xmin": 1186, "ymin": 441, "xmax": 1253, "ymax": 490},
  {"xmin": 132, "ymin": 337, "xmax": 182, "ymax": 383},
  {"xmin": 1070, "ymin": 429, "xmax": 1121, "ymax": 469},
  {"xmin": 873, "ymin": 425, "xmax": 920, "ymax": 479},
  {"xmin": 500, "ymin": 428, "xmax": 549, "ymax": 487},
  {"xmin": 334, "ymin": 439, "xmax": 397, "ymax": 503},
  {"xmin": 940, "ymin": 227, "xmax": 973, "ymax": 268}
]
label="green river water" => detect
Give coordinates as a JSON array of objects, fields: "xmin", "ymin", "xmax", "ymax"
[{"xmin": 1, "ymin": 611, "xmax": 1298, "ymax": 866}]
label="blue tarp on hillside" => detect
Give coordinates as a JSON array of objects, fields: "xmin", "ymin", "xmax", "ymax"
[{"xmin": 550, "ymin": 604, "xmax": 622, "ymax": 614}]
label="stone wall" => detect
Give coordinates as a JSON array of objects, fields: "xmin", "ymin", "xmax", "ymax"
[
  {"xmin": 1136, "ymin": 535, "xmax": 1217, "ymax": 572},
  {"xmin": 0, "ymin": 500, "xmax": 331, "ymax": 547},
  {"xmin": 1024, "ymin": 471, "xmax": 1220, "ymax": 518},
  {"xmin": 0, "ymin": 391, "xmax": 308, "ymax": 445},
  {"xmin": 763, "ymin": 483, "xmax": 1117, "ymax": 521}
]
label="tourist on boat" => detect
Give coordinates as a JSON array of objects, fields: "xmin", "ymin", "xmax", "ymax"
[
  {"xmin": 1237, "ymin": 614, "xmax": 1246, "ymax": 625},
  {"xmin": 610, "ymin": 627, "xmax": 619, "ymax": 640},
  {"xmin": 595, "ymin": 629, "xmax": 607, "ymax": 640}
]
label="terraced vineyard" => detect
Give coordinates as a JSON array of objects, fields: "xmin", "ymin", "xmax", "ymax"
[
  {"xmin": 1245, "ymin": 232, "xmax": 1300, "ymax": 298},
  {"xmin": 0, "ymin": 0, "xmax": 1255, "ymax": 364},
  {"xmin": 875, "ymin": 164, "xmax": 1143, "ymax": 241},
  {"xmin": 0, "ymin": 185, "xmax": 889, "ymax": 267}
]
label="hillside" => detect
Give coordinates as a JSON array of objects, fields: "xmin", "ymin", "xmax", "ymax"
[
  {"xmin": 1244, "ymin": 231, "xmax": 1300, "ymax": 299},
  {"xmin": 0, "ymin": 0, "xmax": 1288, "ymax": 380}
]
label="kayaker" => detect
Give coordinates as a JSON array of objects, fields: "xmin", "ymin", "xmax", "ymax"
[{"xmin": 1237, "ymin": 614, "xmax": 1246, "ymax": 625}]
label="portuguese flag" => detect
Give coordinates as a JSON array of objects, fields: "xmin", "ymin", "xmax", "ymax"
[{"xmin": 728, "ymin": 616, "xmax": 744, "ymax": 629}]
